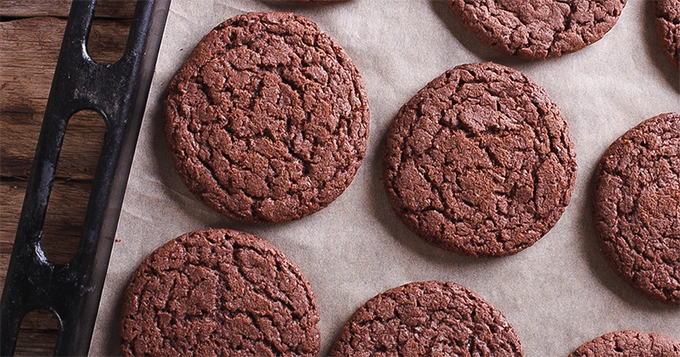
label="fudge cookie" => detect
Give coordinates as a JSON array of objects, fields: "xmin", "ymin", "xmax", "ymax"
[
  {"xmin": 165, "ymin": 12, "xmax": 369, "ymax": 223},
  {"xmin": 653, "ymin": 0, "xmax": 680, "ymax": 69},
  {"xmin": 569, "ymin": 330, "xmax": 680, "ymax": 357},
  {"xmin": 330, "ymin": 281, "xmax": 523, "ymax": 356},
  {"xmin": 592, "ymin": 112, "xmax": 680, "ymax": 304},
  {"xmin": 383, "ymin": 62, "xmax": 577, "ymax": 257},
  {"xmin": 119, "ymin": 229, "xmax": 320, "ymax": 356},
  {"xmin": 448, "ymin": 0, "xmax": 627, "ymax": 60}
]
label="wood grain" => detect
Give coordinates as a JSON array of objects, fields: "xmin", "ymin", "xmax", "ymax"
[
  {"xmin": 0, "ymin": 182, "xmax": 66, "ymax": 354},
  {"xmin": 1, "ymin": 1, "xmax": 135, "ymax": 353},
  {"xmin": 13, "ymin": 310, "xmax": 60, "ymax": 357},
  {"xmin": 1, "ymin": 17, "xmax": 129, "ymax": 179},
  {"xmin": 0, "ymin": 182, "xmax": 25, "ymax": 285},
  {"xmin": 0, "ymin": 0, "xmax": 137, "ymax": 19},
  {"xmin": 1, "ymin": 180, "xmax": 97, "ymax": 267}
]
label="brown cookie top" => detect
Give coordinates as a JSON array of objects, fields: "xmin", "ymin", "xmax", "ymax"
[
  {"xmin": 329, "ymin": 281, "xmax": 523, "ymax": 356},
  {"xmin": 448, "ymin": 0, "xmax": 627, "ymax": 60},
  {"xmin": 592, "ymin": 112, "xmax": 680, "ymax": 304},
  {"xmin": 653, "ymin": 0, "xmax": 680, "ymax": 69},
  {"xmin": 119, "ymin": 229, "xmax": 320, "ymax": 356},
  {"xmin": 569, "ymin": 330, "xmax": 680, "ymax": 357},
  {"xmin": 165, "ymin": 12, "xmax": 370, "ymax": 223},
  {"xmin": 383, "ymin": 62, "xmax": 577, "ymax": 258}
]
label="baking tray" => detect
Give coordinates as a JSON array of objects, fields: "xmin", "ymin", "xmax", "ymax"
[
  {"xmin": 0, "ymin": 0, "xmax": 170, "ymax": 355},
  {"xmin": 90, "ymin": 1, "xmax": 680, "ymax": 356}
]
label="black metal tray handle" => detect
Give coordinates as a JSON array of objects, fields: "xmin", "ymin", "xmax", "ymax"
[{"xmin": 1, "ymin": 0, "xmax": 170, "ymax": 355}]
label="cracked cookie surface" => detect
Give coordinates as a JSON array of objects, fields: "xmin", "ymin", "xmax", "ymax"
[
  {"xmin": 329, "ymin": 281, "xmax": 523, "ymax": 356},
  {"xmin": 119, "ymin": 229, "xmax": 320, "ymax": 356},
  {"xmin": 448, "ymin": 0, "xmax": 627, "ymax": 60},
  {"xmin": 569, "ymin": 330, "xmax": 680, "ymax": 357},
  {"xmin": 592, "ymin": 112, "xmax": 680, "ymax": 304},
  {"xmin": 165, "ymin": 12, "xmax": 369, "ymax": 223},
  {"xmin": 653, "ymin": 0, "xmax": 680, "ymax": 69},
  {"xmin": 383, "ymin": 62, "xmax": 577, "ymax": 258}
]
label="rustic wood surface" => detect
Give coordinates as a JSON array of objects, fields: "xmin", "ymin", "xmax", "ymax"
[
  {"xmin": 1, "ymin": 0, "xmax": 136, "ymax": 355},
  {"xmin": 0, "ymin": 0, "xmax": 136, "ymax": 19}
]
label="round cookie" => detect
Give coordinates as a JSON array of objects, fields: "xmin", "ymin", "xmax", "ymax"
[
  {"xmin": 119, "ymin": 229, "xmax": 320, "ymax": 356},
  {"xmin": 569, "ymin": 330, "xmax": 680, "ymax": 357},
  {"xmin": 592, "ymin": 112, "xmax": 680, "ymax": 304},
  {"xmin": 653, "ymin": 0, "xmax": 680, "ymax": 69},
  {"xmin": 382, "ymin": 62, "xmax": 577, "ymax": 258},
  {"xmin": 165, "ymin": 12, "xmax": 370, "ymax": 223},
  {"xmin": 448, "ymin": 0, "xmax": 627, "ymax": 60},
  {"xmin": 329, "ymin": 281, "xmax": 523, "ymax": 356}
]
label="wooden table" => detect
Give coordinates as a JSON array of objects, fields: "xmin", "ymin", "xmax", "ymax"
[{"xmin": 1, "ymin": 1, "xmax": 137, "ymax": 355}]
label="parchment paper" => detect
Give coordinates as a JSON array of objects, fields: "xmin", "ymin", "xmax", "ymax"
[{"xmin": 91, "ymin": 0, "xmax": 680, "ymax": 355}]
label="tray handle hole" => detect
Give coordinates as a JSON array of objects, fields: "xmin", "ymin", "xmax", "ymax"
[
  {"xmin": 41, "ymin": 110, "xmax": 106, "ymax": 265},
  {"xmin": 13, "ymin": 309, "xmax": 60, "ymax": 356},
  {"xmin": 86, "ymin": 0, "xmax": 135, "ymax": 65}
]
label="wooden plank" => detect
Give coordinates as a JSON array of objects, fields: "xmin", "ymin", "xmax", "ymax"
[
  {"xmin": 1, "ymin": 110, "xmax": 108, "ymax": 179},
  {"xmin": 14, "ymin": 329, "xmax": 59, "ymax": 357},
  {"xmin": 0, "ymin": 17, "xmax": 62, "ymax": 114},
  {"xmin": 16, "ymin": 309, "xmax": 60, "ymax": 333},
  {"xmin": 0, "ymin": 16, "xmax": 132, "ymax": 111},
  {"xmin": 41, "ymin": 179, "xmax": 95, "ymax": 265},
  {"xmin": 0, "ymin": 181, "xmax": 24, "ymax": 288},
  {"xmin": 0, "ymin": 0, "xmax": 136, "ymax": 19},
  {"xmin": 1, "ymin": 10, "xmax": 133, "ymax": 355},
  {"xmin": 0, "ymin": 179, "xmax": 93, "ymax": 283},
  {"xmin": 1, "ymin": 17, "xmax": 128, "ymax": 179},
  {"xmin": 14, "ymin": 325, "xmax": 59, "ymax": 357}
]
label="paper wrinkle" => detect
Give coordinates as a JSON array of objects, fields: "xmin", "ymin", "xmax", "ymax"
[{"xmin": 91, "ymin": 0, "xmax": 680, "ymax": 356}]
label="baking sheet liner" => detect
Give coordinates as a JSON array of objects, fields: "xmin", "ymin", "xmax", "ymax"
[{"xmin": 91, "ymin": 0, "xmax": 680, "ymax": 355}]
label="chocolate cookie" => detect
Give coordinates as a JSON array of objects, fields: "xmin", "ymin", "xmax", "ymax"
[
  {"xmin": 383, "ymin": 62, "xmax": 577, "ymax": 258},
  {"xmin": 329, "ymin": 281, "xmax": 523, "ymax": 356},
  {"xmin": 165, "ymin": 12, "xmax": 370, "ymax": 223},
  {"xmin": 592, "ymin": 112, "xmax": 680, "ymax": 304},
  {"xmin": 119, "ymin": 229, "xmax": 320, "ymax": 356},
  {"xmin": 448, "ymin": 0, "xmax": 627, "ymax": 60},
  {"xmin": 653, "ymin": 0, "xmax": 680, "ymax": 69},
  {"xmin": 569, "ymin": 330, "xmax": 680, "ymax": 357}
]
